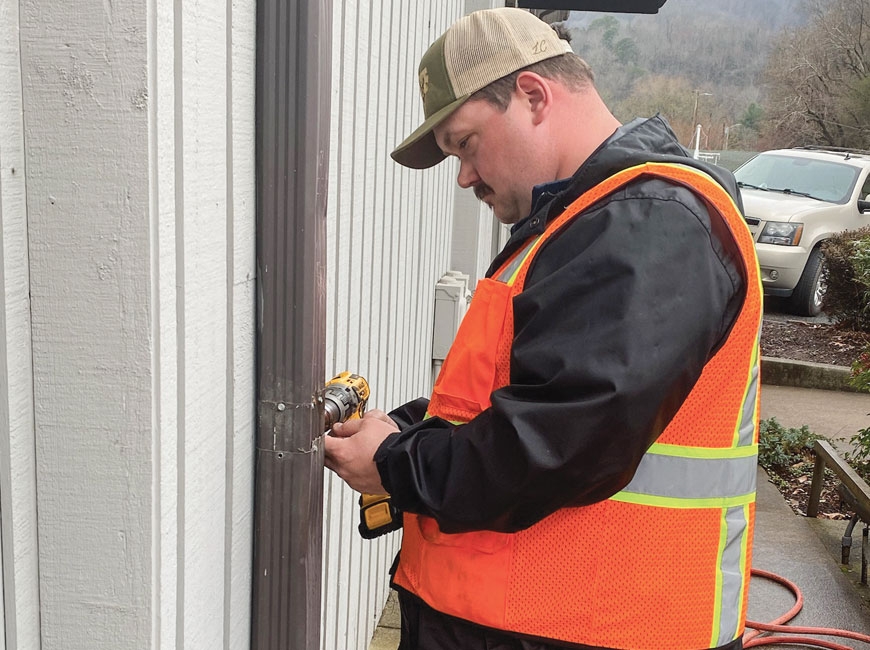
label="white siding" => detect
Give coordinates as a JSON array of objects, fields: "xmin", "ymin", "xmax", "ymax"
[
  {"xmin": 5, "ymin": 0, "xmax": 473, "ymax": 647},
  {"xmin": 11, "ymin": 0, "xmax": 256, "ymax": 647},
  {"xmin": 0, "ymin": 0, "xmax": 41, "ymax": 645},
  {"xmin": 322, "ymin": 2, "xmax": 463, "ymax": 649}
]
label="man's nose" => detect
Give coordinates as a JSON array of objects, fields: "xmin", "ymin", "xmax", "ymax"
[{"xmin": 457, "ymin": 159, "xmax": 480, "ymax": 189}]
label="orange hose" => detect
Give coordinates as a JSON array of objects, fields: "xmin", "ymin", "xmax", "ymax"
[{"xmin": 744, "ymin": 568, "xmax": 870, "ymax": 649}]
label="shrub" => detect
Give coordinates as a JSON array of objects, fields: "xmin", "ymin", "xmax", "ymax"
[
  {"xmin": 844, "ymin": 426, "xmax": 870, "ymax": 482},
  {"xmin": 758, "ymin": 417, "xmax": 823, "ymax": 474},
  {"xmin": 821, "ymin": 226, "xmax": 870, "ymax": 332},
  {"xmin": 849, "ymin": 350, "xmax": 870, "ymax": 393}
]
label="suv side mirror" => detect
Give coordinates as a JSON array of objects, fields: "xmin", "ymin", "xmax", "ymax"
[{"xmin": 859, "ymin": 199, "xmax": 870, "ymax": 214}]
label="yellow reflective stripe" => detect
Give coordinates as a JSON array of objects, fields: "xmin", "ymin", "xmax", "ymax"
[
  {"xmin": 710, "ymin": 507, "xmax": 728, "ymax": 645},
  {"xmin": 506, "ymin": 263, "xmax": 526, "ymax": 286},
  {"xmin": 496, "ymin": 235, "xmax": 542, "ymax": 285},
  {"xmin": 423, "ymin": 412, "xmax": 466, "ymax": 426},
  {"xmin": 737, "ymin": 502, "xmax": 752, "ymax": 636},
  {"xmin": 733, "ymin": 339, "xmax": 761, "ymax": 447},
  {"xmin": 646, "ymin": 442, "xmax": 758, "ymax": 459},
  {"xmin": 609, "ymin": 491, "xmax": 756, "ymax": 509}
]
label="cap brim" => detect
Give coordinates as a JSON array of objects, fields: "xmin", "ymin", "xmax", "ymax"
[{"xmin": 391, "ymin": 94, "xmax": 471, "ymax": 169}]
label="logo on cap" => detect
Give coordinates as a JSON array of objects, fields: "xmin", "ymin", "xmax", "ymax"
[{"xmin": 418, "ymin": 68, "xmax": 430, "ymax": 102}]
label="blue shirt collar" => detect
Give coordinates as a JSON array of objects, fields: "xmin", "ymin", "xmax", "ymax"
[{"xmin": 512, "ymin": 178, "xmax": 572, "ymax": 235}]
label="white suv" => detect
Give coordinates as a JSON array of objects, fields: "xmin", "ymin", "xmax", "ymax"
[{"xmin": 734, "ymin": 147, "xmax": 870, "ymax": 316}]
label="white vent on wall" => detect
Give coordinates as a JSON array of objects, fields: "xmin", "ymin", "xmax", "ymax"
[{"xmin": 431, "ymin": 271, "xmax": 472, "ymax": 387}]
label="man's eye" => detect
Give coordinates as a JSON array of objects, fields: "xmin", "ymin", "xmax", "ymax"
[{"xmin": 459, "ymin": 138, "xmax": 469, "ymax": 150}]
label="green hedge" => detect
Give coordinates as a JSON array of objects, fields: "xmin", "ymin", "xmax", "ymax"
[{"xmin": 821, "ymin": 226, "xmax": 870, "ymax": 332}]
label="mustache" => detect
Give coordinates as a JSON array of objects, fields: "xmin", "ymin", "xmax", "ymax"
[{"xmin": 473, "ymin": 183, "xmax": 494, "ymax": 202}]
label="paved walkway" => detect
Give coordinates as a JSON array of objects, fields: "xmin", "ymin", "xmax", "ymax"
[
  {"xmin": 751, "ymin": 384, "xmax": 870, "ymax": 644},
  {"xmin": 760, "ymin": 383, "xmax": 870, "ymax": 454}
]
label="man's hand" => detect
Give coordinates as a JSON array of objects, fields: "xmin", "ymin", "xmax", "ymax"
[{"xmin": 323, "ymin": 409, "xmax": 399, "ymax": 494}]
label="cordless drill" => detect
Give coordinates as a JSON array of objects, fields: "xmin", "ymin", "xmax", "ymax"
[{"xmin": 323, "ymin": 372, "xmax": 403, "ymax": 539}]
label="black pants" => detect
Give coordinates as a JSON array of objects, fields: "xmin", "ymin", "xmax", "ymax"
[
  {"xmin": 397, "ymin": 588, "xmax": 568, "ymax": 650},
  {"xmin": 396, "ymin": 588, "xmax": 744, "ymax": 650}
]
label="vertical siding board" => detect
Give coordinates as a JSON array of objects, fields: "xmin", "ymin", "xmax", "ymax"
[
  {"xmin": 354, "ymin": 0, "xmax": 373, "ymax": 378},
  {"xmin": 12, "ymin": 0, "xmax": 255, "ymax": 645},
  {"xmin": 322, "ymin": 474, "xmax": 341, "ymax": 650},
  {"xmin": 396, "ymin": 1, "xmax": 414, "ymax": 403},
  {"xmin": 324, "ymin": 0, "xmax": 342, "ymax": 376},
  {"xmin": 152, "ymin": 0, "xmax": 181, "ymax": 644},
  {"xmin": 409, "ymin": 0, "xmax": 427, "ymax": 400},
  {"xmin": 364, "ymin": 0, "xmax": 388, "ymax": 635},
  {"xmin": 20, "ymin": 0, "xmax": 153, "ymax": 645},
  {"xmin": 179, "ymin": 0, "xmax": 229, "ymax": 646},
  {"xmin": 322, "ymin": 0, "xmax": 346, "ymax": 645},
  {"xmin": 227, "ymin": 0, "xmax": 256, "ymax": 644},
  {"xmin": 0, "ymin": 522, "xmax": 4, "ymax": 650},
  {"xmin": 334, "ymin": 0, "xmax": 355, "ymax": 375},
  {"xmin": 373, "ymin": 0, "xmax": 395, "ymax": 416},
  {"xmin": 361, "ymin": 0, "xmax": 389, "ymax": 640},
  {"xmin": 384, "ymin": 0, "xmax": 409, "ymax": 407},
  {"xmin": 0, "ymin": 0, "xmax": 40, "ymax": 642},
  {"xmin": 343, "ymin": 5, "xmax": 364, "ymax": 643},
  {"xmin": 366, "ymin": 1, "xmax": 396, "ymax": 630},
  {"xmin": 356, "ymin": 0, "xmax": 375, "ymax": 639},
  {"xmin": 327, "ymin": 1, "xmax": 356, "ymax": 646}
]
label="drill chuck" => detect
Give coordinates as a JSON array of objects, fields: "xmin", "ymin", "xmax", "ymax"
[
  {"xmin": 322, "ymin": 397, "xmax": 346, "ymax": 431},
  {"xmin": 322, "ymin": 372, "xmax": 370, "ymax": 432}
]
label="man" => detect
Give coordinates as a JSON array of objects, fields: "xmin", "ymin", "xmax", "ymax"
[{"xmin": 325, "ymin": 8, "xmax": 761, "ymax": 650}]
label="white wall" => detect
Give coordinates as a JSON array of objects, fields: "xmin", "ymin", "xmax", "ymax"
[
  {"xmin": 7, "ymin": 0, "xmax": 257, "ymax": 647},
  {"xmin": 321, "ymin": 2, "xmax": 463, "ymax": 649}
]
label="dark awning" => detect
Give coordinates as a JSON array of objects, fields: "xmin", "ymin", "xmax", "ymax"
[{"xmin": 518, "ymin": 0, "xmax": 667, "ymax": 13}]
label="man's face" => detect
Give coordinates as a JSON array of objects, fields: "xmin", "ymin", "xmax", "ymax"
[{"xmin": 433, "ymin": 97, "xmax": 546, "ymax": 224}]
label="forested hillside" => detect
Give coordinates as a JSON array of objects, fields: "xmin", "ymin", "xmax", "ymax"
[{"xmin": 562, "ymin": 0, "xmax": 807, "ymax": 150}]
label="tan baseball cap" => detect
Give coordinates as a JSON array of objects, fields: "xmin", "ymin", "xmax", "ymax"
[{"xmin": 391, "ymin": 8, "xmax": 573, "ymax": 170}]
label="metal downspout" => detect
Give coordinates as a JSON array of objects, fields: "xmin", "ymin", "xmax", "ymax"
[{"xmin": 251, "ymin": 0, "xmax": 332, "ymax": 648}]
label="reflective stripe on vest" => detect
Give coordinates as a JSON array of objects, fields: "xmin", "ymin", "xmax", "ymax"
[
  {"xmin": 615, "ymin": 442, "xmax": 758, "ymax": 508},
  {"xmin": 395, "ymin": 162, "xmax": 762, "ymax": 650}
]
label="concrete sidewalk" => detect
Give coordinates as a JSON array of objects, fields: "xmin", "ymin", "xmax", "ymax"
[
  {"xmin": 369, "ymin": 369, "xmax": 870, "ymax": 650},
  {"xmin": 752, "ymin": 382, "xmax": 870, "ymax": 640}
]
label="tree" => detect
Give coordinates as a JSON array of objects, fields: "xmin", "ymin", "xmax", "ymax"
[
  {"xmin": 763, "ymin": 0, "xmax": 870, "ymax": 148},
  {"xmin": 741, "ymin": 103, "xmax": 764, "ymax": 131},
  {"xmin": 589, "ymin": 15, "xmax": 620, "ymax": 48},
  {"xmin": 614, "ymin": 37, "xmax": 639, "ymax": 66},
  {"xmin": 615, "ymin": 74, "xmax": 696, "ymax": 142}
]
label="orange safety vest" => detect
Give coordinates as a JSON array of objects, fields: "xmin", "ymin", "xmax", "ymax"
[{"xmin": 393, "ymin": 163, "xmax": 762, "ymax": 650}]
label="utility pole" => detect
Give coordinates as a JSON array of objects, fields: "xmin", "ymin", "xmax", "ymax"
[
  {"xmin": 724, "ymin": 123, "xmax": 742, "ymax": 151},
  {"xmin": 690, "ymin": 90, "xmax": 712, "ymax": 147}
]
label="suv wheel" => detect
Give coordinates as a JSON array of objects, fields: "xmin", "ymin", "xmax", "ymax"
[{"xmin": 788, "ymin": 246, "xmax": 825, "ymax": 317}]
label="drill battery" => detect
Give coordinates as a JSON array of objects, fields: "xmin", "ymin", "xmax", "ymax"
[{"xmin": 358, "ymin": 493, "xmax": 403, "ymax": 539}]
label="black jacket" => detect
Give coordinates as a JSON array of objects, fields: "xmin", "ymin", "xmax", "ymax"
[{"xmin": 375, "ymin": 115, "xmax": 747, "ymax": 535}]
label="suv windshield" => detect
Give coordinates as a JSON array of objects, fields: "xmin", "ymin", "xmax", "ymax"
[{"xmin": 734, "ymin": 153, "xmax": 859, "ymax": 204}]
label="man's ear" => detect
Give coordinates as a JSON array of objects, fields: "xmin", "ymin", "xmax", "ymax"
[{"xmin": 514, "ymin": 71, "xmax": 552, "ymax": 125}]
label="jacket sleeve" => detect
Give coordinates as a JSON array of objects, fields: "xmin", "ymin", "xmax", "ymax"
[
  {"xmin": 387, "ymin": 398, "xmax": 430, "ymax": 429},
  {"xmin": 375, "ymin": 181, "xmax": 746, "ymax": 533}
]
